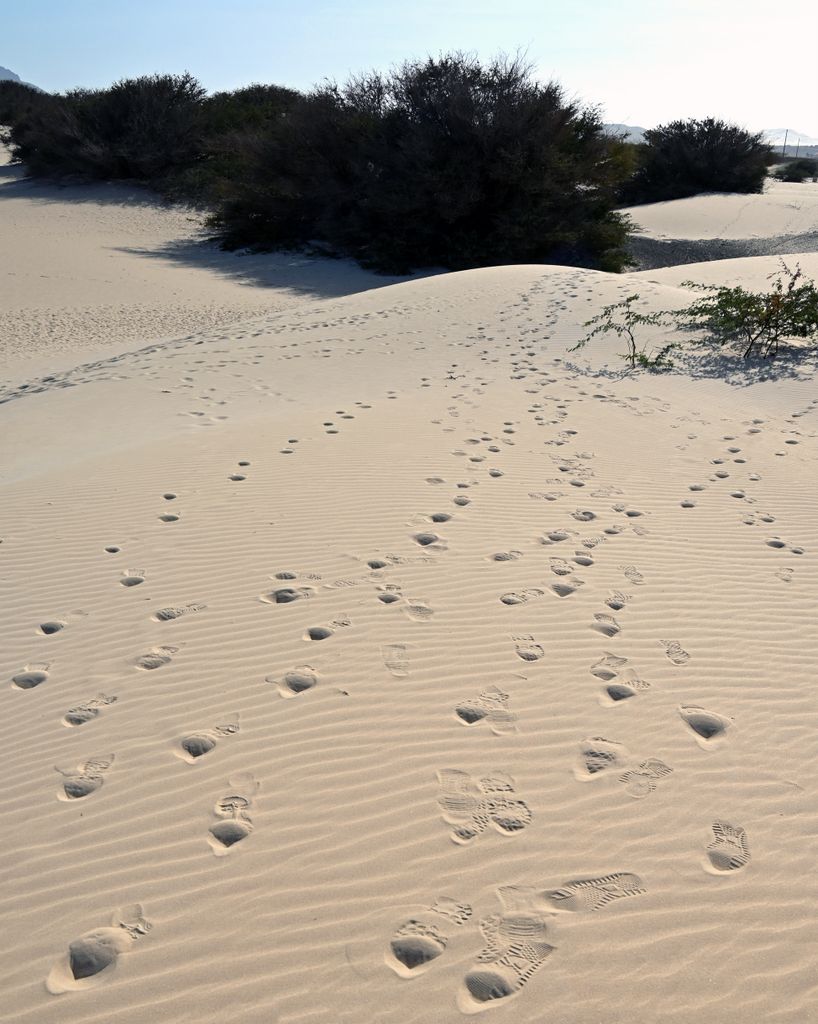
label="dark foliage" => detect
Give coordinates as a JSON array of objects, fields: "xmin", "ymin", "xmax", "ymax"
[
  {"xmin": 210, "ymin": 54, "xmax": 633, "ymax": 272},
  {"xmin": 622, "ymin": 117, "xmax": 772, "ymax": 204},
  {"xmin": 773, "ymin": 158, "xmax": 818, "ymax": 183},
  {"xmin": 3, "ymin": 73, "xmax": 207, "ymax": 181}
]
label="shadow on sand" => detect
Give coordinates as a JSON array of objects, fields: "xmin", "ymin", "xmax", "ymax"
[
  {"xmin": 0, "ymin": 156, "xmax": 433, "ymax": 301},
  {"xmin": 114, "ymin": 238, "xmax": 431, "ymax": 300}
]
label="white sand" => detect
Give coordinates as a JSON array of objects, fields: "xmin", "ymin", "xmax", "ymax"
[
  {"xmin": 0, "ymin": 146, "xmax": 411, "ymax": 377},
  {"xmin": 623, "ymin": 179, "xmax": 818, "ymax": 240},
  {"xmin": 2, "ymin": 172, "xmax": 818, "ymax": 1024}
]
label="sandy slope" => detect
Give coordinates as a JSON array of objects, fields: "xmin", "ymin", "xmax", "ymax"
[
  {"xmin": 1, "ymin": 186, "xmax": 818, "ymax": 1024},
  {"xmin": 623, "ymin": 180, "xmax": 818, "ymax": 240},
  {"xmin": 0, "ymin": 146, "xmax": 410, "ymax": 377},
  {"xmin": 623, "ymin": 179, "xmax": 818, "ymax": 269}
]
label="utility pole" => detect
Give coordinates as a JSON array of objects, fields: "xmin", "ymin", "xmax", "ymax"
[{"xmin": 783, "ymin": 128, "xmax": 788, "ymax": 156}]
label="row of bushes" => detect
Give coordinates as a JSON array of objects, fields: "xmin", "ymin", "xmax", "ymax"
[{"xmin": 0, "ymin": 58, "xmax": 776, "ymax": 273}]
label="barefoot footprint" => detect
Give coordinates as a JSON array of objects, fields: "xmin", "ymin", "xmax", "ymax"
[
  {"xmin": 386, "ymin": 897, "xmax": 473, "ymax": 978},
  {"xmin": 46, "ymin": 904, "xmax": 152, "ymax": 994}
]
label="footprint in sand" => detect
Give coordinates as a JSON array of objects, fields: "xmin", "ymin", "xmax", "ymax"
[
  {"xmin": 260, "ymin": 585, "xmax": 315, "ymax": 605},
  {"xmin": 605, "ymin": 591, "xmax": 631, "ymax": 611},
  {"xmin": 404, "ymin": 599, "xmax": 435, "ymax": 621},
  {"xmin": 11, "ymin": 664, "xmax": 50, "ymax": 690},
  {"xmin": 490, "ymin": 550, "xmax": 523, "ymax": 562},
  {"xmin": 590, "ymin": 653, "xmax": 628, "ymax": 681},
  {"xmin": 382, "ymin": 643, "xmax": 410, "ymax": 677},
  {"xmin": 63, "ymin": 694, "xmax": 117, "ymax": 727},
  {"xmin": 591, "ymin": 613, "xmax": 621, "ymax": 638},
  {"xmin": 437, "ymin": 769, "xmax": 532, "ymax": 845},
  {"xmin": 619, "ymin": 759, "xmax": 673, "ymax": 799},
  {"xmin": 153, "ymin": 603, "xmax": 205, "ymax": 622},
  {"xmin": 575, "ymin": 737, "xmax": 628, "ymax": 781},
  {"xmin": 620, "ymin": 565, "xmax": 645, "ymax": 585},
  {"xmin": 176, "ymin": 714, "xmax": 240, "ymax": 762},
  {"xmin": 549, "ymin": 557, "xmax": 573, "ymax": 576},
  {"xmin": 376, "ymin": 583, "xmax": 403, "ymax": 605},
  {"xmin": 386, "ymin": 897, "xmax": 473, "ymax": 978},
  {"xmin": 551, "ymin": 577, "xmax": 584, "ymax": 598},
  {"xmin": 660, "ymin": 639, "xmax": 690, "ymax": 665},
  {"xmin": 207, "ymin": 772, "xmax": 259, "ymax": 855},
  {"xmin": 38, "ymin": 620, "xmax": 66, "ymax": 635},
  {"xmin": 54, "ymin": 755, "xmax": 115, "ymax": 800},
  {"xmin": 454, "ymin": 686, "xmax": 517, "ymax": 735},
  {"xmin": 501, "ymin": 588, "xmax": 545, "ymax": 606},
  {"xmin": 545, "ymin": 873, "xmax": 645, "ymax": 912},
  {"xmin": 120, "ymin": 570, "xmax": 146, "ymax": 588},
  {"xmin": 413, "ymin": 531, "xmax": 446, "ymax": 549},
  {"xmin": 458, "ymin": 888, "xmax": 554, "ymax": 1012},
  {"xmin": 269, "ymin": 663, "xmax": 321, "ymax": 699},
  {"xmin": 591, "ymin": 654, "xmax": 649, "ymax": 704},
  {"xmin": 513, "ymin": 635, "xmax": 544, "ymax": 662},
  {"xmin": 678, "ymin": 704, "xmax": 731, "ymax": 748},
  {"xmin": 134, "ymin": 645, "xmax": 178, "ymax": 670},
  {"xmin": 46, "ymin": 905, "xmax": 152, "ymax": 994},
  {"xmin": 705, "ymin": 821, "xmax": 751, "ymax": 873}
]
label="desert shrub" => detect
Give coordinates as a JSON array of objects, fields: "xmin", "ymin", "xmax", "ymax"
[
  {"xmin": 0, "ymin": 80, "xmax": 48, "ymax": 133},
  {"xmin": 210, "ymin": 53, "xmax": 633, "ymax": 272},
  {"xmin": 677, "ymin": 262, "xmax": 818, "ymax": 358},
  {"xmin": 773, "ymin": 158, "xmax": 818, "ymax": 183},
  {"xmin": 4, "ymin": 73, "xmax": 207, "ymax": 181},
  {"xmin": 570, "ymin": 295, "xmax": 676, "ymax": 369},
  {"xmin": 622, "ymin": 117, "xmax": 771, "ymax": 203}
]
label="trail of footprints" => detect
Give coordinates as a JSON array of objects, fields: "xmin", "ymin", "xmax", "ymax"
[
  {"xmin": 387, "ymin": 874, "xmax": 649, "ymax": 1011},
  {"xmin": 9, "ymin": 335, "xmax": 781, "ymax": 1001}
]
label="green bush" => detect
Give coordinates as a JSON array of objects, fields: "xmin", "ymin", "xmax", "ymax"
[
  {"xmin": 210, "ymin": 53, "xmax": 634, "ymax": 273},
  {"xmin": 622, "ymin": 117, "xmax": 771, "ymax": 203},
  {"xmin": 677, "ymin": 262, "xmax": 818, "ymax": 358},
  {"xmin": 773, "ymin": 158, "xmax": 818, "ymax": 183},
  {"xmin": 569, "ymin": 295, "xmax": 676, "ymax": 369},
  {"xmin": 4, "ymin": 73, "xmax": 207, "ymax": 181}
]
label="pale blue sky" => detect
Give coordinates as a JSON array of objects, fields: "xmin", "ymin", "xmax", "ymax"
[{"xmin": 3, "ymin": 0, "xmax": 817, "ymax": 136}]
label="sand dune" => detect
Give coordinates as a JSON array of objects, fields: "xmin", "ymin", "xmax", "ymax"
[
  {"xmin": 623, "ymin": 179, "xmax": 818, "ymax": 269},
  {"xmin": 624, "ymin": 180, "xmax": 818, "ymax": 240},
  {"xmin": 1, "ymin": 176, "xmax": 818, "ymax": 1024},
  {"xmin": 0, "ymin": 146, "xmax": 414, "ymax": 377}
]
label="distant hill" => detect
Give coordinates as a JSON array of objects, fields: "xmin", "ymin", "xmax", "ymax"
[
  {"xmin": 604, "ymin": 123, "xmax": 646, "ymax": 144},
  {"xmin": 0, "ymin": 66, "xmax": 22, "ymax": 82},
  {"xmin": 763, "ymin": 128, "xmax": 818, "ymax": 147}
]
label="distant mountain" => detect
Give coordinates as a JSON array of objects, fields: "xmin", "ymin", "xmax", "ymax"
[
  {"xmin": 763, "ymin": 128, "xmax": 818, "ymax": 147},
  {"xmin": 604, "ymin": 123, "xmax": 646, "ymax": 144}
]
